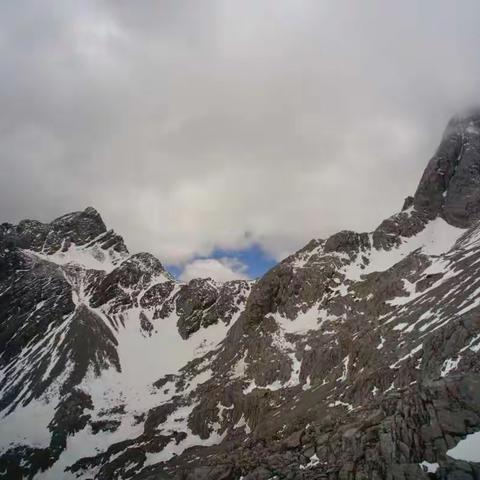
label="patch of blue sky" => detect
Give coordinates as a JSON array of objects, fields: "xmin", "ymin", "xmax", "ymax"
[{"xmin": 167, "ymin": 244, "xmax": 277, "ymax": 280}]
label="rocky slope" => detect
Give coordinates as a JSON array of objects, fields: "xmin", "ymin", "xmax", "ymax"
[{"xmin": 2, "ymin": 111, "xmax": 480, "ymax": 479}]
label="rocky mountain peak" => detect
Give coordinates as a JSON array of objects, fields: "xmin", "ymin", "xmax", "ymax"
[
  {"xmin": 48, "ymin": 206, "xmax": 107, "ymax": 244},
  {"xmin": 414, "ymin": 108, "xmax": 480, "ymax": 227},
  {"xmin": 0, "ymin": 206, "xmax": 129, "ymax": 272}
]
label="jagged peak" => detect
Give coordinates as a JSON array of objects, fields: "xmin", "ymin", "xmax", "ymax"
[
  {"xmin": 446, "ymin": 106, "xmax": 480, "ymax": 131},
  {"xmin": 1, "ymin": 207, "xmax": 129, "ymax": 268},
  {"xmin": 50, "ymin": 206, "xmax": 106, "ymax": 233},
  {"xmin": 413, "ymin": 108, "xmax": 480, "ymax": 228},
  {"xmin": 83, "ymin": 205, "xmax": 102, "ymax": 217},
  {"xmin": 115, "ymin": 252, "xmax": 174, "ymax": 281}
]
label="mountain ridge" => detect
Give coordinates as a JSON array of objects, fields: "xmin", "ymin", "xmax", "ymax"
[{"xmin": 2, "ymin": 112, "xmax": 480, "ymax": 479}]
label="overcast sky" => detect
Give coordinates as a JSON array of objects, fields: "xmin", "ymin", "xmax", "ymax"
[{"xmin": 1, "ymin": 1, "xmax": 480, "ymax": 280}]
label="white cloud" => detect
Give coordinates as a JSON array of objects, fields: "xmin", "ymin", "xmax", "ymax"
[
  {"xmin": 179, "ymin": 257, "xmax": 249, "ymax": 282},
  {"xmin": 1, "ymin": 1, "xmax": 480, "ymax": 266}
]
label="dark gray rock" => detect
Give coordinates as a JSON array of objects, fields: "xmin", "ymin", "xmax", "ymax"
[{"xmin": 414, "ymin": 109, "xmax": 480, "ymax": 227}]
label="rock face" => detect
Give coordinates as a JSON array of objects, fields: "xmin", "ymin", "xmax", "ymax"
[
  {"xmin": 1, "ymin": 206, "xmax": 127, "ymax": 256},
  {"xmin": 2, "ymin": 113, "xmax": 480, "ymax": 480},
  {"xmin": 414, "ymin": 109, "xmax": 480, "ymax": 227}
]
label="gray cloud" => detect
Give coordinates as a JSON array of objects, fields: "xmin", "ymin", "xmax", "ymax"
[{"xmin": 1, "ymin": 0, "xmax": 480, "ymax": 265}]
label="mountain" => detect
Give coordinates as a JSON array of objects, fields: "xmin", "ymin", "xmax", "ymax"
[{"xmin": 2, "ymin": 111, "xmax": 480, "ymax": 480}]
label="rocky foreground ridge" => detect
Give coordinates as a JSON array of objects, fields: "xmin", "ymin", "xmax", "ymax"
[{"xmin": 2, "ymin": 111, "xmax": 480, "ymax": 479}]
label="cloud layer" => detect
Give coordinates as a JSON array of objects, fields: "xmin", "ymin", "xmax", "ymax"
[
  {"xmin": 179, "ymin": 257, "xmax": 249, "ymax": 282},
  {"xmin": 2, "ymin": 1, "xmax": 480, "ymax": 271}
]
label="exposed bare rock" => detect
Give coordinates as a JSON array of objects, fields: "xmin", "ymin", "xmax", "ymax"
[{"xmin": 414, "ymin": 109, "xmax": 480, "ymax": 227}]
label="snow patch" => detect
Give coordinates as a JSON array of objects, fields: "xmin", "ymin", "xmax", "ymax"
[
  {"xmin": 272, "ymin": 305, "xmax": 337, "ymax": 335},
  {"xmin": 440, "ymin": 357, "xmax": 461, "ymax": 377},
  {"xmin": 343, "ymin": 217, "xmax": 465, "ymax": 281},
  {"xmin": 419, "ymin": 461, "xmax": 439, "ymax": 473},
  {"xmin": 447, "ymin": 431, "xmax": 480, "ymax": 462}
]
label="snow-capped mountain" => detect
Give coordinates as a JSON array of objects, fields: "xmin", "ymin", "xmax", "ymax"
[{"xmin": 2, "ymin": 111, "xmax": 480, "ymax": 480}]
